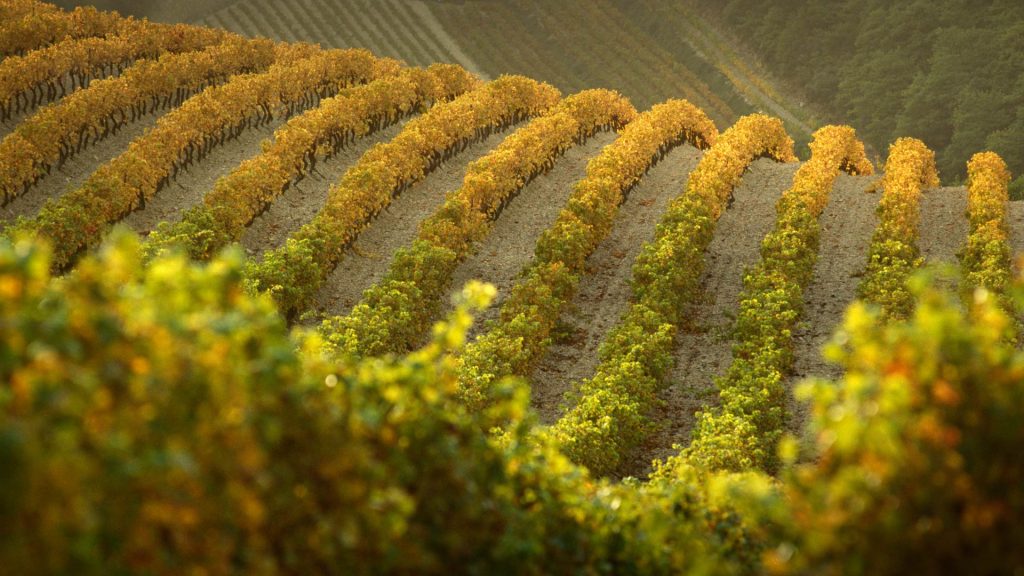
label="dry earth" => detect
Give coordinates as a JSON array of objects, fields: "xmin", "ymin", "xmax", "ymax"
[
  {"xmin": 528, "ymin": 143, "xmax": 704, "ymax": 424},
  {"xmin": 625, "ymin": 158, "xmax": 800, "ymax": 477},
  {"xmin": 241, "ymin": 119, "xmax": 409, "ymax": 256},
  {"xmin": 308, "ymin": 126, "xmax": 520, "ymax": 323},
  {"xmin": 789, "ymin": 174, "xmax": 880, "ymax": 425},
  {"xmin": 0, "ymin": 111, "xmax": 166, "ymax": 227},
  {"xmin": 1009, "ymin": 202, "xmax": 1024, "ymax": 268},
  {"xmin": 121, "ymin": 115, "xmax": 293, "ymax": 235},
  {"xmin": 447, "ymin": 130, "xmax": 619, "ymax": 336}
]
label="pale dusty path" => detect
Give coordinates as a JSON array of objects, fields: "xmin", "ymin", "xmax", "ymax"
[
  {"xmin": 919, "ymin": 186, "xmax": 969, "ymax": 266},
  {"xmin": 447, "ymin": 131, "xmax": 618, "ymax": 336},
  {"xmin": 121, "ymin": 116, "xmax": 291, "ymax": 235},
  {"xmin": 790, "ymin": 174, "xmax": 879, "ymax": 423},
  {"xmin": 1, "ymin": 111, "xmax": 166, "ymax": 228},
  {"xmin": 308, "ymin": 127, "xmax": 517, "ymax": 323},
  {"xmin": 627, "ymin": 158, "xmax": 799, "ymax": 477},
  {"xmin": 241, "ymin": 120, "xmax": 409, "ymax": 256},
  {"xmin": 790, "ymin": 181, "xmax": 969, "ymax": 433},
  {"xmin": 529, "ymin": 143, "xmax": 704, "ymax": 424}
]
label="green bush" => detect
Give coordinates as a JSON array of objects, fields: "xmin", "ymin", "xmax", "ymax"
[
  {"xmin": 0, "ymin": 231, "xmax": 773, "ymax": 575},
  {"xmin": 772, "ymin": 274, "xmax": 1024, "ymax": 574},
  {"xmin": 2, "ymin": 232, "xmax": 1024, "ymax": 573}
]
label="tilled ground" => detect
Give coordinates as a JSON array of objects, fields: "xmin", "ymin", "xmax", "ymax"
[{"xmin": 528, "ymin": 143, "xmax": 705, "ymax": 425}]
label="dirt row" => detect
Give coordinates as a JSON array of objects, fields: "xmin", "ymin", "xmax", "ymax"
[
  {"xmin": 308, "ymin": 128, "xmax": 620, "ymax": 326},
  {"xmin": 789, "ymin": 174, "xmax": 880, "ymax": 423},
  {"xmin": 0, "ymin": 111, "xmax": 167, "ymax": 227},
  {"xmin": 239, "ymin": 121, "xmax": 410, "ymax": 256},
  {"xmin": 528, "ymin": 143, "xmax": 705, "ymax": 425},
  {"xmin": 626, "ymin": 159, "xmax": 800, "ymax": 477},
  {"xmin": 120, "ymin": 115, "xmax": 292, "ymax": 236},
  {"xmin": 308, "ymin": 126, "xmax": 518, "ymax": 323},
  {"xmin": 447, "ymin": 130, "xmax": 619, "ymax": 335}
]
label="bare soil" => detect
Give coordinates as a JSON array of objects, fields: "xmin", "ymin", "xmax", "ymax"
[
  {"xmin": 121, "ymin": 115, "xmax": 291, "ymax": 236},
  {"xmin": 307, "ymin": 126, "xmax": 518, "ymax": 323},
  {"xmin": 790, "ymin": 181, "xmax": 969, "ymax": 435},
  {"xmin": 790, "ymin": 173, "xmax": 880, "ymax": 424},
  {"xmin": 1008, "ymin": 201, "xmax": 1024, "ymax": 269},
  {"xmin": 528, "ymin": 143, "xmax": 704, "ymax": 424},
  {"xmin": 626, "ymin": 158, "xmax": 800, "ymax": 477},
  {"xmin": 1, "ymin": 111, "xmax": 166, "ymax": 228},
  {"xmin": 240, "ymin": 120, "xmax": 408, "ymax": 256},
  {"xmin": 408, "ymin": 0, "xmax": 489, "ymax": 78},
  {"xmin": 919, "ymin": 186, "xmax": 969, "ymax": 266},
  {"xmin": 447, "ymin": 130, "xmax": 618, "ymax": 336}
]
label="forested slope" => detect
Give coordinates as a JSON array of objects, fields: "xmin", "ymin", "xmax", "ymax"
[{"xmin": 694, "ymin": 0, "xmax": 1024, "ymax": 186}]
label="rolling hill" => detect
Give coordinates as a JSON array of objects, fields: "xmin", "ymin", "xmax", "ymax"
[{"xmin": 3, "ymin": 1, "xmax": 1024, "ymax": 573}]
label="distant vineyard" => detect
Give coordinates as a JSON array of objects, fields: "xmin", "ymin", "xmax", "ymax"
[{"xmin": 2, "ymin": 1, "xmax": 1023, "ymax": 574}]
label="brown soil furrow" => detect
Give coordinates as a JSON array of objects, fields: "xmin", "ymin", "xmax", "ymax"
[
  {"xmin": 210, "ymin": 6, "xmax": 257, "ymax": 39},
  {"xmin": 1, "ymin": 111, "xmax": 167, "ymax": 227},
  {"xmin": 307, "ymin": 126, "xmax": 516, "ymax": 323},
  {"xmin": 448, "ymin": 130, "xmax": 618, "ymax": 336},
  {"xmin": 345, "ymin": 0, "xmax": 405, "ymax": 61},
  {"xmin": 249, "ymin": 0, "xmax": 301, "ymax": 43},
  {"xmin": 529, "ymin": 143, "xmax": 704, "ymax": 424},
  {"xmin": 287, "ymin": 0, "xmax": 334, "ymax": 48},
  {"xmin": 629, "ymin": 158, "xmax": 799, "ymax": 476},
  {"xmin": 209, "ymin": 5, "xmax": 249, "ymax": 37},
  {"xmin": 379, "ymin": 0, "xmax": 451, "ymax": 64},
  {"xmin": 120, "ymin": 115, "xmax": 293, "ymax": 236},
  {"xmin": 0, "ymin": 115, "xmax": 24, "ymax": 140},
  {"xmin": 197, "ymin": 12, "xmax": 227, "ymax": 32},
  {"xmin": 790, "ymin": 173, "xmax": 879, "ymax": 422},
  {"xmin": 241, "ymin": 119, "xmax": 409, "ymax": 256},
  {"xmin": 919, "ymin": 186, "xmax": 968, "ymax": 266},
  {"xmin": 359, "ymin": 0, "xmax": 424, "ymax": 65}
]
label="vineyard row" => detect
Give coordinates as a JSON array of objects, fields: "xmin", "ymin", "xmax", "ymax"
[
  {"xmin": 240, "ymin": 75, "xmax": 563, "ymax": 320},
  {"xmin": 143, "ymin": 63, "xmax": 481, "ymax": 263},
  {"xmin": 314, "ymin": 89, "xmax": 637, "ymax": 356},
  {"xmin": 7, "ymin": 47, "xmax": 400, "ymax": 270},
  {"xmin": 551, "ymin": 114, "xmax": 798, "ymax": 477}
]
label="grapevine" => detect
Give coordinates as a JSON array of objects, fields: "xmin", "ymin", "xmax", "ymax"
[
  {"xmin": 856, "ymin": 137, "xmax": 939, "ymax": 321},
  {"xmin": 550, "ymin": 114, "xmax": 797, "ymax": 476},
  {"xmin": 312, "ymin": 89, "xmax": 637, "ymax": 355},
  {"xmin": 0, "ymin": 1, "xmax": 126, "ymax": 57},
  {"xmin": 242, "ymin": 75, "xmax": 563, "ymax": 319},
  {"xmin": 0, "ymin": 20, "xmax": 229, "ymax": 120},
  {"xmin": 0, "ymin": 37, "xmax": 276, "ymax": 205},
  {"xmin": 8, "ymin": 48, "xmax": 401, "ymax": 270},
  {"xmin": 960, "ymin": 151, "xmax": 1016, "ymax": 334},
  {"xmin": 143, "ymin": 64, "xmax": 480, "ymax": 262},
  {"xmin": 454, "ymin": 99, "xmax": 719, "ymax": 411}
]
